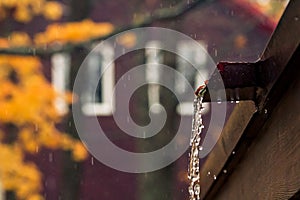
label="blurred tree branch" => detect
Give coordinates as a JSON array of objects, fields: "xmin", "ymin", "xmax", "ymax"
[{"xmin": 0, "ymin": 0, "xmax": 211, "ymax": 56}]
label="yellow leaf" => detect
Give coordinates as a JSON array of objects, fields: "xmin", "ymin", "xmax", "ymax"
[
  {"xmin": 14, "ymin": 6, "xmax": 32, "ymax": 23},
  {"xmin": 43, "ymin": 1, "xmax": 63, "ymax": 21},
  {"xmin": 72, "ymin": 142, "xmax": 88, "ymax": 161},
  {"xmin": 117, "ymin": 32, "xmax": 137, "ymax": 48},
  {"xmin": 8, "ymin": 32, "xmax": 32, "ymax": 47}
]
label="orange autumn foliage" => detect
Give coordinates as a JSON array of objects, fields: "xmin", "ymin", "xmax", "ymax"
[
  {"xmin": 0, "ymin": 20, "xmax": 114, "ymax": 48},
  {"xmin": 0, "ymin": 2, "xmax": 114, "ymax": 198},
  {"xmin": 34, "ymin": 19, "xmax": 114, "ymax": 45},
  {"xmin": 0, "ymin": 55, "xmax": 87, "ymax": 199},
  {"xmin": 0, "ymin": 144, "xmax": 42, "ymax": 199},
  {"xmin": 0, "ymin": 0, "xmax": 63, "ymax": 23}
]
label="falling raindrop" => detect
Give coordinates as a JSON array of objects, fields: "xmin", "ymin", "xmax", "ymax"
[
  {"xmin": 232, "ymin": 151, "xmax": 236, "ymax": 155},
  {"xmin": 213, "ymin": 175, "xmax": 217, "ymax": 180},
  {"xmin": 223, "ymin": 169, "xmax": 227, "ymax": 174},
  {"xmin": 264, "ymin": 109, "xmax": 268, "ymax": 114},
  {"xmin": 91, "ymin": 157, "xmax": 94, "ymax": 165},
  {"xmin": 49, "ymin": 153, "xmax": 53, "ymax": 162},
  {"xmin": 214, "ymin": 49, "xmax": 218, "ymax": 57},
  {"xmin": 295, "ymin": 16, "xmax": 299, "ymax": 21}
]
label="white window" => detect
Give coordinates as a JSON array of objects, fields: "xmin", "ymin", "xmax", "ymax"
[
  {"xmin": 81, "ymin": 43, "xmax": 115, "ymax": 116},
  {"xmin": 51, "ymin": 53, "xmax": 71, "ymax": 115},
  {"xmin": 175, "ymin": 40, "xmax": 209, "ymax": 115},
  {"xmin": 145, "ymin": 41, "xmax": 163, "ymax": 113}
]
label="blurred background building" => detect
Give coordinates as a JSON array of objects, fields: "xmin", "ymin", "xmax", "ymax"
[{"xmin": 0, "ymin": 0, "xmax": 288, "ymax": 199}]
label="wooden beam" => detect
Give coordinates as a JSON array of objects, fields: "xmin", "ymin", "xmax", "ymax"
[
  {"xmin": 200, "ymin": 101, "xmax": 256, "ymax": 198},
  {"xmin": 212, "ymin": 61, "xmax": 300, "ymax": 199}
]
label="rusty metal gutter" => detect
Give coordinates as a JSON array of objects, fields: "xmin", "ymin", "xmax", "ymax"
[{"xmin": 200, "ymin": 0, "xmax": 300, "ymax": 199}]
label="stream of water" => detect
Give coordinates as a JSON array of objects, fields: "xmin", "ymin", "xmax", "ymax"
[{"xmin": 188, "ymin": 94, "xmax": 204, "ymax": 200}]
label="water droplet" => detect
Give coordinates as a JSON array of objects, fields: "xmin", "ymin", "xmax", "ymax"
[
  {"xmin": 217, "ymin": 96, "xmax": 222, "ymax": 104},
  {"xmin": 49, "ymin": 153, "xmax": 53, "ymax": 162},
  {"xmin": 213, "ymin": 175, "xmax": 217, "ymax": 180},
  {"xmin": 188, "ymin": 186, "xmax": 194, "ymax": 196},
  {"xmin": 207, "ymin": 171, "xmax": 211, "ymax": 176},
  {"xmin": 214, "ymin": 49, "xmax": 218, "ymax": 56},
  {"xmin": 232, "ymin": 151, "xmax": 236, "ymax": 155},
  {"xmin": 223, "ymin": 169, "xmax": 227, "ymax": 174},
  {"xmin": 235, "ymin": 88, "xmax": 240, "ymax": 102},
  {"xmin": 295, "ymin": 16, "xmax": 299, "ymax": 21},
  {"xmin": 264, "ymin": 109, "xmax": 268, "ymax": 114},
  {"xmin": 91, "ymin": 157, "xmax": 94, "ymax": 165},
  {"xmin": 194, "ymin": 184, "xmax": 200, "ymax": 195}
]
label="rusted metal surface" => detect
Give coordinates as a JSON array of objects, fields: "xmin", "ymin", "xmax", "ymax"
[
  {"xmin": 200, "ymin": 0, "xmax": 300, "ymax": 199},
  {"xmin": 203, "ymin": 60, "xmax": 264, "ymax": 102},
  {"xmin": 203, "ymin": 0, "xmax": 300, "ymax": 111},
  {"xmin": 212, "ymin": 66, "xmax": 300, "ymax": 199},
  {"xmin": 203, "ymin": 61, "xmax": 262, "ymax": 102}
]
